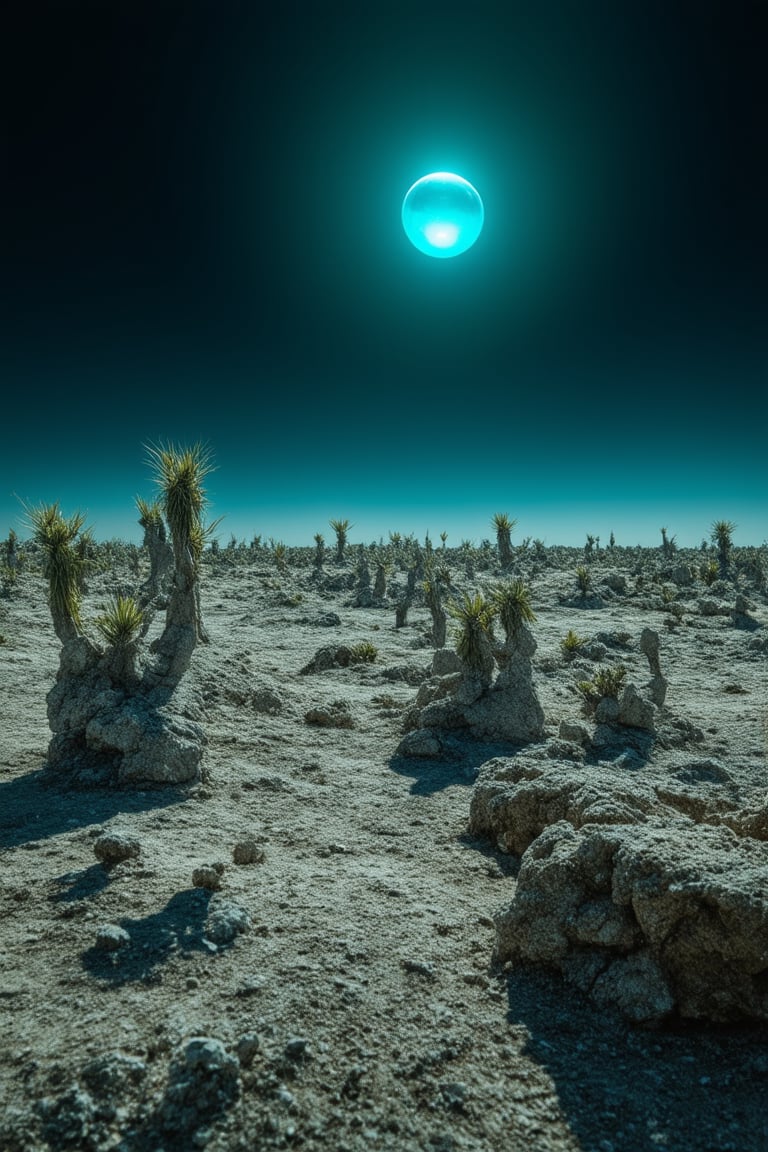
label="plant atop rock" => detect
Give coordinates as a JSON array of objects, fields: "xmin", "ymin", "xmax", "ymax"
[
  {"xmin": 29, "ymin": 444, "xmax": 216, "ymax": 787},
  {"xmin": 423, "ymin": 564, "xmax": 450, "ymax": 648},
  {"xmin": 660, "ymin": 526, "xmax": 677, "ymax": 556},
  {"xmin": 575, "ymin": 565, "xmax": 592, "ymax": 596},
  {"xmin": 491, "ymin": 580, "xmax": 536, "ymax": 643},
  {"xmin": 492, "ymin": 513, "xmax": 516, "ymax": 569},
  {"xmin": 26, "ymin": 503, "xmax": 88, "ymax": 641},
  {"xmin": 329, "ymin": 518, "xmax": 352, "ymax": 563},
  {"xmin": 576, "ymin": 665, "xmax": 627, "ymax": 714},
  {"xmin": 449, "ymin": 592, "xmax": 496, "ymax": 687},
  {"xmin": 95, "ymin": 595, "xmax": 144, "ymax": 647},
  {"xmin": 711, "ymin": 519, "xmax": 736, "ymax": 578}
]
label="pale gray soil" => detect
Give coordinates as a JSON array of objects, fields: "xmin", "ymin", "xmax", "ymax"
[{"xmin": 1, "ymin": 544, "xmax": 767, "ymax": 1152}]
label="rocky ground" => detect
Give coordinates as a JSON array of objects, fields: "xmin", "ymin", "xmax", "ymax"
[{"xmin": 1, "ymin": 539, "xmax": 767, "ymax": 1152}]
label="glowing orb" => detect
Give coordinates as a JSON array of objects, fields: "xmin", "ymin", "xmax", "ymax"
[{"xmin": 402, "ymin": 172, "xmax": 484, "ymax": 258}]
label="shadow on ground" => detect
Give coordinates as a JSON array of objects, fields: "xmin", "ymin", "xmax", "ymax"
[
  {"xmin": 81, "ymin": 887, "xmax": 216, "ymax": 985},
  {"xmin": 505, "ymin": 964, "xmax": 768, "ymax": 1152},
  {"xmin": 0, "ymin": 766, "xmax": 183, "ymax": 850},
  {"xmin": 51, "ymin": 863, "xmax": 111, "ymax": 902},
  {"xmin": 388, "ymin": 737, "xmax": 523, "ymax": 796}
]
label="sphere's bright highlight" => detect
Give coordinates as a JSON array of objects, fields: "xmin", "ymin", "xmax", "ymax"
[{"xmin": 402, "ymin": 172, "xmax": 484, "ymax": 258}]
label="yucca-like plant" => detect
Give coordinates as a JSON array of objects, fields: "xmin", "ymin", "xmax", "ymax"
[
  {"xmin": 700, "ymin": 558, "xmax": 719, "ymax": 587},
  {"xmin": 439, "ymin": 531, "xmax": 448, "ymax": 548},
  {"xmin": 561, "ymin": 628, "xmax": 586, "ymax": 658},
  {"xmin": 147, "ymin": 442, "xmax": 215, "ymax": 574},
  {"xmin": 273, "ymin": 541, "xmax": 287, "ymax": 572},
  {"xmin": 449, "ymin": 592, "xmax": 496, "ymax": 679},
  {"xmin": 491, "ymin": 580, "xmax": 536, "ymax": 644},
  {"xmin": 25, "ymin": 502, "xmax": 87, "ymax": 638},
  {"xmin": 136, "ymin": 496, "xmax": 164, "ymax": 533},
  {"xmin": 330, "ymin": 518, "xmax": 352, "ymax": 562},
  {"xmin": 575, "ymin": 565, "xmax": 592, "ymax": 595},
  {"xmin": 711, "ymin": 520, "xmax": 736, "ymax": 576},
  {"xmin": 492, "ymin": 514, "xmax": 516, "ymax": 568},
  {"xmin": 348, "ymin": 640, "xmax": 378, "ymax": 664},
  {"xmin": 95, "ymin": 595, "xmax": 144, "ymax": 647}
]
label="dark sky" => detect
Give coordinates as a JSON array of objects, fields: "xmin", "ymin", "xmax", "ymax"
[{"xmin": 3, "ymin": 1, "xmax": 767, "ymax": 544}]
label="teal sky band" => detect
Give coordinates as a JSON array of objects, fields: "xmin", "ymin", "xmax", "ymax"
[{"xmin": 402, "ymin": 172, "xmax": 484, "ymax": 258}]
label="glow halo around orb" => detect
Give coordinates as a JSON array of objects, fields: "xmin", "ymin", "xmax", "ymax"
[{"xmin": 402, "ymin": 172, "xmax": 484, "ymax": 258}]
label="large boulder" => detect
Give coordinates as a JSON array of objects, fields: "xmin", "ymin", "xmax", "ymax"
[{"xmin": 494, "ymin": 818, "xmax": 768, "ymax": 1025}]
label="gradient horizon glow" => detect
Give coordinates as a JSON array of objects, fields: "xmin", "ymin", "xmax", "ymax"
[{"xmin": 402, "ymin": 172, "xmax": 484, "ymax": 257}]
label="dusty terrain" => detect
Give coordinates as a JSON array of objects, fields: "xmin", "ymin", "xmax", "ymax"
[{"xmin": 1, "ymin": 538, "xmax": 767, "ymax": 1151}]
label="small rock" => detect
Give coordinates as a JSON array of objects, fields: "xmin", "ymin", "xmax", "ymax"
[
  {"xmin": 232, "ymin": 839, "xmax": 265, "ymax": 865},
  {"xmin": 205, "ymin": 897, "xmax": 251, "ymax": 945},
  {"xmin": 439, "ymin": 1081, "xmax": 467, "ymax": 1109},
  {"xmin": 304, "ymin": 699, "xmax": 355, "ymax": 728},
  {"xmin": 401, "ymin": 958, "xmax": 437, "ymax": 980},
  {"xmin": 93, "ymin": 833, "xmax": 140, "ymax": 867},
  {"xmin": 397, "ymin": 730, "xmax": 443, "ymax": 759},
  {"xmin": 236, "ymin": 1034, "xmax": 261, "ymax": 1066},
  {"xmin": 192, "ymin": 864, "xmax": 225, "ymax": 890},
  {"xmin": 558, "ymin": 720, "xmax": 590, "ymax": 746},
  {"xmin": 95, "ymin": 924, "xmax": 131, "ymax": 951},
  {"xmin": 284, "ymin": 1037, "xmax": 310, "ymax": 1062}
]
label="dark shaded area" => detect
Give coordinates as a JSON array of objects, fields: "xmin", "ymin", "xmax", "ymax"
[
  {"xmin": 388, "ymin": 736, "xmax": 525, "ymax": 796},
  {"xmin": 51, "ymin": 864, "xmax": 110, "ymax": 904},
  {"xmin": 0, "ymin": 767, "xmax": 182, "ymax": 851},
  {"xmin": 81, "ymin": 887, "xmax": 214, "ymax": 985},
  {"xmin": 504, "ymin": 965, "xmax": 768, "ymax": 1152}
]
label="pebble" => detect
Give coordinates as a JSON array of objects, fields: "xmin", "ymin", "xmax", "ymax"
[
  {"xmin": 192, "ymin": 863, "xmax": 225, "ymax": 890},
  {"xmin": 95, "ymin": 924, "xmax": 131, "ymax": 951},
  {"xmin": 232, "ymin": 839, "xmax": 265, "ymax": 865},
  {"xmin": 93, "ymin": 833, "xmax": 141, "ymax": 867}
]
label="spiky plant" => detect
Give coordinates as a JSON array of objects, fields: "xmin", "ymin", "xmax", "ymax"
[
  {"xmin": 593, "ymin": 665, "xmax": 627, "ymax": 698},
  {"xmin": 147, "ymin": 442, "xmax": 215, "ymax": 573},
  {"xmin": 575, "ymin": 565, "xmax": 592, "ymax": 595},
  {"xmin": 440, "ymin": 531, "xmax": 448, "ymax": 548},
  {"xmin": 274, "ymin": 541, "xmax": 287, "ymax": 572},
  {"xmin": 700, "ymin": 558, "xmax": 719, "ymax": 586},
  {"xmin": 491, "ymin": 580, "xmax": 536, "ymax": 644},
  {"xmin": 711, "ymin": 520, "xmax": 736, "ymax": 576},
  {"xmin": 136, "ymin": 496, "xmax": 164, "ymax": 533},
  {"xmin": 330, "ymin": 518, "xmax": 352, "ymax": 562},
  {"xmin": 492, "ymin": 514, "xmax": 516, "ymax": 568},
  {"xmin": 449, "ymin": 592, "xmax": 496, "ymax": 676},
  {"xmin": 25, "ymin": 502, "xmax": 87, "ymax": 635},
  {"xmin": 576, "ymin": 665, "xmax": 626, "ymax": 713},
  {"xmin": 95, "ymin": 595, "xmax": 144, "ymax": 647},
  {"xmin": 561, "ymin": 628, "xmax": 586, "ymax": 658},
  {"xmin": 348, "ymin": 640, "xmax": 378, "ymax": 664}
]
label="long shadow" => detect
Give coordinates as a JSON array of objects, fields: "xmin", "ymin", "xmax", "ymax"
[
  {"xmin": 81, "ymin": 888, "xmax": 215, "ymax": 985},
  {"xmin": 0, "ymin": 766, "xmax": 182, "ymax": 851},
  {"xmin": 388, "ymin": 736, "xmax": 526, "ymax": 796},
  {"xmin": 51, "ymin": 863, "xmax": 111, "ymax": 902},
  {"xmin": 505, "ymin": 964, "xmax": 768, "ymax": 1152}
]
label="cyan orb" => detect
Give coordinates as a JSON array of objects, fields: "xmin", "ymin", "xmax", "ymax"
[{"xmin": 402, "ymin": 172, "xmax": 484, "ymax": 258}]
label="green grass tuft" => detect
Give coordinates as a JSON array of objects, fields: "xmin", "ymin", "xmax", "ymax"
[
  {"xmin": 348, "ymin": 640, "xmax": 378, "ymax": 663},
  {"xmin": 490, "ymin": 580, "xmax": 536, "ymax": 640},
  {"xmin": 95, "ymin": 595, "xmax": 144, "ymax": 647}
]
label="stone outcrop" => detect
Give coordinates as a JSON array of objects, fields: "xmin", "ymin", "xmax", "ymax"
[
  {"xmin": 493, "ymin": 818, "xmax": 768, "ymax": 1025},
  {"xmin": 471, "ymin": 752, "xmax": 768, "ymax": 1023},
  {"xmin": 398, "ymin": 623, "xmax": 544, "ymax": 755}
]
